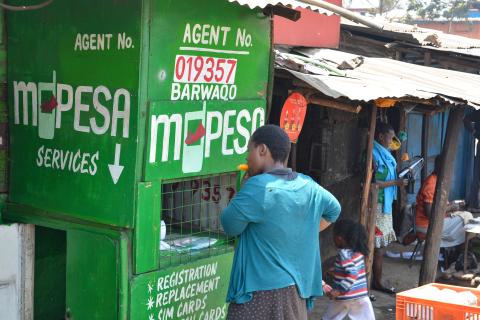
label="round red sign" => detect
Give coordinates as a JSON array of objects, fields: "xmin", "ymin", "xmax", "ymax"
[{"xmin": 280, "ymin": 93, "xmax": 307, "ymax": 143}]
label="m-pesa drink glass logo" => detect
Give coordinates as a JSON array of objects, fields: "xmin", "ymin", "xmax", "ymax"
[
  {"xmin": 38, "ymin": 71, "xmax": 57, "ymax": 140},
  {"xmin": 183, "ymin": 101, "xmax": 207, "ymax": 173},
  {"xmin": 13, "ymin": 71, "xmax": 59, "ymax": 140}
]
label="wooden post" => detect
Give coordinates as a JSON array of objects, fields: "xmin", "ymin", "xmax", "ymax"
[
  {"xmin": 360, "ymin": 105, "xmax": 377, "ymax": 226},
  {"xmin": 308, "ymin": 96, "xmax": 362, "ymax": 114},
  {"xmin": 395, "ymin": 109, "xmax": 407, "ymax": 234},
  {"xmin": 366, "ymin": 183, "xmax": 379, "ymax": 287},
  {"xmin": 419, "ymin": 108, "xmax": 464, "ymax": 285},
  {"xmin": 422, "ymin": 114, "xmax": 430, "ymax": 182}
]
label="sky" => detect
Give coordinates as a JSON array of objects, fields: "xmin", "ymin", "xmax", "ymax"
[{"xmin": 344, "ymin": 0, "xmax": 409, "ymax": 10}]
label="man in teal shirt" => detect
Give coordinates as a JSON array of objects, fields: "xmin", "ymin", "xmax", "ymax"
[{"xmin": 221, "ymin": 125, "xmax": 341, "ymax": 320}]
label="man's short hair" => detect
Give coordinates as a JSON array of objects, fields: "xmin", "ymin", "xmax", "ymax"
[
  {"xmin": 251, "ymin": 125, "xmax": 291, "ymax": 163},
  {"xmin": 375, "ymin": 122, "xmax": 394, "ymax": 139}
]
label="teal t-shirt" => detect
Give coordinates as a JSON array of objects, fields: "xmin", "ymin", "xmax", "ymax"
[{"xmin": 220, "ymin": 171, "xmax": 341, "ymax": 309}]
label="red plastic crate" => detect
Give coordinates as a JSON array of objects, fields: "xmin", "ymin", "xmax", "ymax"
[{"xmin": 396, "ymin": 283, "xmax": 480, "ymax": 320}]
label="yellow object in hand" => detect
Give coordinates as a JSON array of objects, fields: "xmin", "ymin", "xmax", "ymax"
[
  {"xmin": 237, "ymin": 164, "xmax": 249, "ymax": 171},
  {"xmin": 389, "ymin": 136, "xmax": 401, "ymax": 151}
]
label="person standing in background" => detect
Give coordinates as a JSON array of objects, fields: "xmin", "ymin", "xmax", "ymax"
[{"xmin": 371, "ymin": 122, "xmax": 407, "ymax": 294}]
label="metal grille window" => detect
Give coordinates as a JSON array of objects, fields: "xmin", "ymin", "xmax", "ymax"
[{"xmin": 159, "ymin": 173, "xmax": 237, "ymax": 268}]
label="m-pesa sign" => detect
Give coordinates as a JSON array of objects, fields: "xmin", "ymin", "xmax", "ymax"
[
  {"xmin": 145, "ymin": 18, "xmax": 268, "ymax": 180},
  {"xmin": 6, "ymin": 0, "xmax": 141, "ymax": 227},
  {"xmin": 12, "ymin": 71, "xmax": 131, "ymax": 183},
  {"xmin": 8, "ymin": 67, "xmax": 138, "ymax": 226},
  {"xmin": 146, "ymin": 100, "xmax": 265, "ymax": 180},
  {"xmin": 13, "ymin": 70, "xmax": 131, "ymax": 139}
]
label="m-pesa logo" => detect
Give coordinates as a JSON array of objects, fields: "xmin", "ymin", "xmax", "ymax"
[
  {"xmin": 149, "ymin": 101, "xmax": 264, "ymax": 173},
  {"xmin": 13, "ymin": 70, "xmax": 131, "ymax": 139},
  {"xmin": 12, "ymin": 71, "xmax": 132, "ymax": 184}
]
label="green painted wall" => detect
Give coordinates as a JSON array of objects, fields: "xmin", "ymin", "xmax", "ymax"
[
  {"xmin": 130, "ymin": 253, "xmax": 233, "ymax": 320},
  {"xmin": 0, "ymin": 3, "xmax": 8, "ymax": 219},
  {"xmin": 34, "ymin": 226, "xmax": 66, "ymax": 320},
  {"xmin": 66, "ymin": 230, "xmax": 119, "ymax": 320},
  {"xmin": 6, "ymin": 0, "xmax": 270, "ymax": 223},
  {"xmin": 5, "ymin": 0, "xmax": 272, "ymax": 319},
  {"xmin": 146, "ymin": 0, "xmax": 270, "ymax": 102},
  {"xmin": 7, "ymin": 0, "xmax": 142, "ymax": 227},
  {"xmin": 143, "ymin": 0, "xmax": 270, "ymax": 181}
]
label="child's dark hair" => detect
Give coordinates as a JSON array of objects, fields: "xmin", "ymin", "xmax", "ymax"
[
  {"xmin": 375, "ymin": 122, "xmax": 394, "ymax": 139},
  {"xmin": 250, "ymin": 125, "xmax": 291, "ymax": 163},
  {"xmin": 333, "ymin": 219, "xmax": 369, "ymax": 256}
]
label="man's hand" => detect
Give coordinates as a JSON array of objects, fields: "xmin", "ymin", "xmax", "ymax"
[{"xmin": 377, "ymin": 179, "xmax": 408, "ymax": 189}]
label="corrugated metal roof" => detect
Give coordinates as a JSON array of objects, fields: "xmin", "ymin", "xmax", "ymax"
[
  {"xmin": 227, "ymin": 0, "xmax": 335, "ymax": 16},
  {"xmin": 384, "ymin": 22, "xmax": 480, "ymax": 49},
  {"xmin": 275, "ymin": 48, "xmax": 480, "ymax": 108},
  {"xmin": 342, "ymin": 19, "xmax": 480, "ymax": 53}
]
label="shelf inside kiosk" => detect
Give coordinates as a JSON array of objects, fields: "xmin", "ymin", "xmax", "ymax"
[{"xmin": 160, "ymin": 173, "xmax": 237, "ymax": 268}]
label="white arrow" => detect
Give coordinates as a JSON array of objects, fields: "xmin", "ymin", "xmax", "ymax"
[{"xmin": 108, "ymin": 143, "xmax": 124, "ymax": 184}]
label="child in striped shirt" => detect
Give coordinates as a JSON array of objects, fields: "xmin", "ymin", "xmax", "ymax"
[{"xmin": 323, "ymin": 219, "xmax": 375, "ymax": 320}]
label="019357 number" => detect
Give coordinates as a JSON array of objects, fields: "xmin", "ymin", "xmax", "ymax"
[{"xmin": 174, "ymin": 55, "xmax": 237, "ymax": 85}]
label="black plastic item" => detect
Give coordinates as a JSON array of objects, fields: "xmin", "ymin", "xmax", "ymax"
[
  {"xmin": 262, "ymin": 5, "xmax": 301, "ymax": 21},
  {"xmin": 441, "ymin": 247, "xmax": 460, "ymax": 270},
  {"xmin": 455, "ymin": 252, "xmax": 478, "ymax": 271},
  {"xmin": 407, "ymin": 178, "xmax": 415, "ymax": 194},
  {"xmin": 399, "ymin": 156, "xmax": 424, "ymax": 194}
]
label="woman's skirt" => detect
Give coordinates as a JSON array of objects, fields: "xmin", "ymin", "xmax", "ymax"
[
  {"xmin": 374, "ymin": 203, "xmax": 397, "ymax": 248},
  {"xmin": 227, "ymin": 285, "xmax": 307, "ymax": 320}
]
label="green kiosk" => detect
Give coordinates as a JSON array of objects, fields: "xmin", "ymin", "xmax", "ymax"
[{"xmin": 5, "ymin": 0, "xmax": 270, "ymax": 318}]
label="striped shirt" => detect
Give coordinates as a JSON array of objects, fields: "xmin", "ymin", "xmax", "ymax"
[{"xmin": 333, "ymin": 249, "xmax": 368, "ymax": 300}]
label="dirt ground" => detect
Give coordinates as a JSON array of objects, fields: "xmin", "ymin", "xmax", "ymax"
[{"xmin": 309, "ymin": 242, "xmax": 423, "ymax": 320}]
